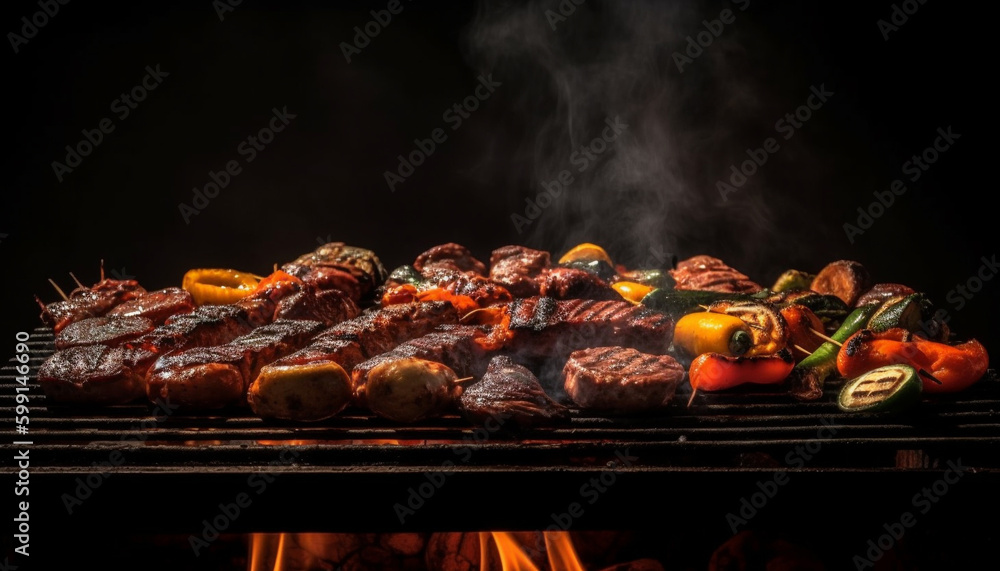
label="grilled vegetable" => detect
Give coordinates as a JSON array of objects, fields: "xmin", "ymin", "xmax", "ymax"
[
  {"xmin": 855, "ymin": 283, "xmax": 916, "ymax": 308},
  {"xmin": 838, "ymin": 328, "xmax": 989, "ymax": 394},
  {"xmin": 810, "ymin": 260, "xmax": 872, "ymax": 306},
  {"xmin": 867, "ymin": 293, "xmax": 925, "ymax": 333},
  {"xmin": 760, "ymin": 290, "xmax": 850, "ymax": 327},
  {"xmin": 706, "ymin": 301, "xmax": 787, "ymax": 357},
  {"xmin": 838, "ymin": 364, "xmax": 922, "ymax": 414},
  {"xmin": 560, "ymin": 259, "xmax": 618, "ymax": 282},
  {"xmin": 688, "ymin": 348, "xmax": 795, "ymax": 393},
  {"xmin": 558, "ymin": 243, "xmax": 613, "ymax": 265},
  {"xmin": 618, "ymin": 268, "xmax": 676, "ymax": 289},
  {"xmin": 641, "ymin": 288, "xmax": 750, "ymax": 319},
  {"xmin": 181, "ymin": 269, "xmax": 259, "ymax": 306},
  {"xmin": 248, "ymin": 361, "xmax": 353, "ymax": 422},
  {"xmin": 788, "ymin": 303, "xmax": 880, "ymax": 401},
  {"xmin": 387, "ymin": 265, "xmax": 425, "ymax": 287},
  {"xmin": 611, "ymin": 281, "xmax": 656, "ymax": 305},
  {"xmin": 779, "ymin": 304, "xmax": 826, "ymax": 359},
  {"xmin": 365, "ymin": 357, "xmax": 462, "ymax": 422},
  {"xmin": 673, "ymin": 311, "xmax": 753, "ymax": 358},
  {"xmin": 771, "ymin": 270, "xmax": 815, "ymax": 293}
]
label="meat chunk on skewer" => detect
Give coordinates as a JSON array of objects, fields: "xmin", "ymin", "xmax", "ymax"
[
  {"xmin": 459, "ymin": 355, "xmax": 569, "ymax": 431},
  {"xmin": 38, "ymin": 345, "xmax": 147, "ymax": 406},
  {"xmin": 38, "ymin": 278, "xmax": 147, "ymax": 332},
  {"xmin": 55, "ymin": 316, "xmax": 155, "ymax": 350},
  {"xmin": 413, "ymin": 243, "xmax": 488, "ymax": 277},
  {"xmin": 563, "ymin": 346, "xmax": 685, "ymax": 413},
  {"xmin": 538, "ymin": 267, "xmax": 619, "ymax": 301},
  {"xmin": 106, "ymin": 287, "xmax": 195, "ymax": 324}
]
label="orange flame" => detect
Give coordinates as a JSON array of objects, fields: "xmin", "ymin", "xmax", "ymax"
[
  {"xmin": 490, "ymin": 532, "xmax": 541, "ymax": 571},
  {"xmin": 482, "ymin": 531, "xmax": 586, "ymax": 571},
  {"xmin": 248, "ymin": 533, "xmax": 287, "ymax": 571},
  {"xmin": 543, "ymin": 532, "xmax": 586, "ymax": 571}
]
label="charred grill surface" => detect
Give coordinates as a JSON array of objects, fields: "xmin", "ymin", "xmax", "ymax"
[{"xmin": 459, "ymin": 355, "xmax": 569, "ymax": 431}]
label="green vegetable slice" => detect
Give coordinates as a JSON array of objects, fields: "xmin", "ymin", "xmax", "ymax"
[{"xmin": 838, "ymin": 364, "xmax": 922, "ymax": 413}]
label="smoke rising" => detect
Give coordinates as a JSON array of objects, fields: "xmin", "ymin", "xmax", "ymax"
[{"xmin": 464, "ymin": 0, "xmax": 793, "ymax": 272}]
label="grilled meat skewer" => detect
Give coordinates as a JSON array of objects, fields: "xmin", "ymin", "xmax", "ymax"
[
  {"xmin": 37, "ymin": 278, "xmax": 147, "ymax": 333},
  {"xmin": 54, "ymin": 287, "xmax": 196, "ymax": 350}
]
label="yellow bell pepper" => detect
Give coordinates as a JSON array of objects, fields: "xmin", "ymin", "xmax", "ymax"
[
  {"xmin": 612, "ymin": 281, "xmax": 655, "ymax": 304},
  {"xmin": 182, "ymin": 269, "xmax": 260, "ymax": 306},
  {"xmin": 673, "ymin": 311, "xmax": 753, "ymax": 357},
  {"xmin": 558, "ymin": 243, "xmax": 613, "ymax": 266}
]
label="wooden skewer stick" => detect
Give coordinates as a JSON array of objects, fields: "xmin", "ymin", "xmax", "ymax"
[
  {"xmin": 48, "ymin": 279, "xmax": 69, "ymax": 301},
  {"xmin": 809, "ymin": 327, "xmax": 843, "ymax": 347},
  {"xmin": 454, "ymin": 376, "xmax": 476, "ymax": 384},
  {"xmin": 100, "ymin": 259, "xmax": 105, "ymax": 282},
  {"xmin": 460, "ymin": 308, "xmax": 493, "ymax": 322},
  {"xmin": 918, "ymin": 369, "xmax": 944, "ymax": 385},
  {"xmin": 69, "ymin": 272, "xmax": 85, "ymax": 289},
  {"xmin": 686, "ymin": 387, "xmax": 698, "ymax": 407},
  {"xmin": 793, "ymin": 344, "xmax": 814, "ymax": 356}
]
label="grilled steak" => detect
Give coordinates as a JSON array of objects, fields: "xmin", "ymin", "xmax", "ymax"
[
  {"xmin": 563, "ymin": 346, "xmax": 685, "ymax": 413},
  {"xmin": 106, "ymin": 287, "xmax": 195, "ymax": 324},
  {"xmin": 38, "ymin": 344, "xmax": 146, "ymax": 405},
  {"xmin": 459, "ymin": 355, "xmax": 569, "ymax": 430},
  {"xmin": 147, "ymin": 319, "xmax": 325, "ymax": 409},
  {"xmin": 670, "ymin": 255, "xmax": 762, "ymax": 294},
  {"xmin": 506, "ymin": 297, "xmax": 673, "ymax": 358},
  {"xmin": 538, "ymin": 267, "xmax": 619, "ymax": 301},
  {"xmin": 414, "ymin": 243, "xmax": 487, "ymax": 277},
  {"xmin": 489, "ymin": 245, "xmax": 551, "ymax": 298},
  {"xmin": 55, "ymin": 316, "xmax": 154, "ymax": 350}
]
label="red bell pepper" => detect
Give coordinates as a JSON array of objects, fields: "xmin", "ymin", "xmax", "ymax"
[
  {"xmin": 688, "ymin": 349, "xmax": 795, "ymax": 394},
  {"xmin": 837, "ymin": 328, "xmax": 989, "ymax": 393}
]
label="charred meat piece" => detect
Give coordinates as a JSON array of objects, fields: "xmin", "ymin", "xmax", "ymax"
[
  {"xmin": 563, "ymin": 346, "xmax": 685, "ymax": 413},
  {"xmin": 275, "ymin": 287, "xmax": 361, "ymax": 326},
  {"xmin": 459, "ymin": 355, "xmax": 569, "ymax": 430},
  {"xmin": 489, "ymin": 245, "xmax": 551, "ymax": 297},
  {"xmin": 855, "ymin": 283, "xmax": 916, "ymax": 308},
  {"xmin": 283, "ymin": 242, "xmax": 387, "ymax": 297},
  {"xmin": 38, "ymin": 278, "xmax": 147, "ymax": 332},
  {"xmin": 56, "ymin": 316, "xmax": 154, "ymax": 350},
  {"xmin": 105, "ymin": 287, "xmax": 195, "ymax": 324},
  {"xmin": 147, "ymin": 319, "xmax": 325, "ymax": 409},
  {"xmin": 539, "ymin": 267, "xmax": 619, "ymax": 301},
  {"xmin": 352, "ymin": 325, "xmax": 487, "ymax": 405},
  {"xmin": 421, "ymin": 271, "xmax": 513, "ymax": 307},
  {"xmin": 670, "ymin": 255, "xmax": 762, "ymax": 294},
  {"xmin": 413, "ymin": 243, "xmax": 488, "ymax": 277},
  {"xmin": 506, "ymin": 297, "xmax": 674, "ymax": 358},
  {"xmin": 38, "ymin": 344, "xmax": 146, "ymax": 405},
  {"xmin": 292, "ymin": 266, "xmax": 362, "ymax": 302},
  {"xmin": 249, "ymin": 302, "xmax": 459, "ymax": 421}
]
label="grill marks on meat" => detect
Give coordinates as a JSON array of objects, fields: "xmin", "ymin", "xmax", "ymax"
[
  {"xmin": 38, "ymin": 345, "xmax": 146, "ymax": 405},
  {"xmin": 275, "ymin": 288, "xmax": 361, "ymax": 326},
  {"xmin": 38, "ymin": 279, "xmax": 147, "ymax": 332},
  {"xmin": 459, "ymin": 355, "xmax": 569, "ymax": 430},
  {"xmin": 414, "ymin": 243, "xmax": 487, "ymax": 277},
  {"xmin": 506, "ymin": 297, "xmax": 674, "ymax": 357},
  {"xmin": 147, "ymin": 319, "xmax": 325, "ymax": 408},
  {"xmin": 563, "ymin": 346, "xmax": 685, "ymax": 413},
  {"xmin": 539, "ymin": 267, "xmax": 619, "ymax": 301},
  {"xmin": 106, "ymin": 287, "xmax": 195, "ymax": 324},
  {"xmin": 670, "ymin": 255, "xmax": 762, "ymax": 294},
  {"xmin": 352, "ymin": 325, "xmax": 486, "ymax": 403},
  {"xmin": 489, "ymin": 245, "xmax": 551, "ymax": 298},
  {"xmin": 56, "ymin": 316, "xmax": 154, "ymax": 350}
]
